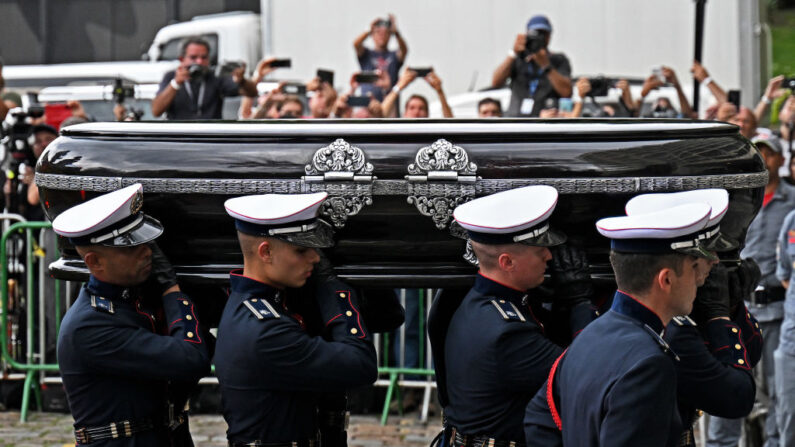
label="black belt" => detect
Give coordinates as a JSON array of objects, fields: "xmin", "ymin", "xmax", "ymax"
[
  {"xmin": 74, "ymin": 419, "xmax": 155, "ymax": 444},
  {"xmin": 229, "ymin": 441, "xmax": 317, "ymax": 447},
  {"xmin": 453, "ymin": 431, "xmax": 525, "ymax": 447},
  {"xmin": 753, "ymin": 287, "xmax": 786, "ymax": 305}
]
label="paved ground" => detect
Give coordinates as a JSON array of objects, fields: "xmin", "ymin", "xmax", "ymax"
[{"xmin": 0, "ymin": 411, "xmax": 442, "ymax": 447}]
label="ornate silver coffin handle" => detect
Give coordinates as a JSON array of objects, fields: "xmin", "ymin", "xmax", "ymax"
[
  {"xmin": 406, "ymin": 139, "xmax": 479, "ymax": 230},
  {"xmin": 302, "ymin": 138, "xmax": 375, "ymax": 228}
]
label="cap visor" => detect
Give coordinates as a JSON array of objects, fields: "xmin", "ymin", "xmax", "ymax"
[
  {"xmin": 100, "ymin": 215, "xmax": 164, "ymax": 247},
  {"xmin": 276, "ymin": 219, "xmax": 335, "ymax": 248},
  {"xmin": 675, "ymin": 244, "xmax": 719, "ymax": 262},
  {"xmin": 517, "ymin": 227, "xmax": 567, "ymax": 247},
  {"xmin": 703, "ymin": 234, "xmax": 739, "ymax": 253}
]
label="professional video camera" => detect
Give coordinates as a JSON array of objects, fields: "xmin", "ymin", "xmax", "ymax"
[
  {"xmin": 0, "ymin": 105, "xmax": 44, "ymax": 214},
  {"xmin": 0, "ymin": 106, "xmax": 42, "ymax": 168}
]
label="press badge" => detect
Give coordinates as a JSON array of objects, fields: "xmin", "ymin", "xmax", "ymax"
[{"xmin": 520, "ymin": 98, "xmax": 535, "ymax": 115}]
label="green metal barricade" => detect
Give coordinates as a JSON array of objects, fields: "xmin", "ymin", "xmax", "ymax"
[
  {"xmin": 0, "ymin": 221, "xmax": 62, "ymax": 422},
  {"xmin": 377, "ymin": 288, "xmax": 436, "ymax": 425},
  {"xmin": 0, "ymin": 222, "xmax": 439, "ymax": 425}
]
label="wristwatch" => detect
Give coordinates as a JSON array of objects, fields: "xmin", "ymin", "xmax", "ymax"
[{"xmin": 169, "ymin": 79, "xmax": 181, "ymax": 90}]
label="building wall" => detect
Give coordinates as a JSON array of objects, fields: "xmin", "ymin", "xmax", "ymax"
[
  {"xmin": 0, "ymin": 0, "xmax": 259, "ymax": 65},
  {"xmin": 269, "ymin": 0, "xmax": 763, "ymax": 106}
]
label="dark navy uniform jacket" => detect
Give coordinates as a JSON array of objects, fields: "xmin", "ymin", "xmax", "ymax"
[
  {"xmin": 57, "ymin": 276, "xmax": 211, "ymax": 446},
  {"xmin": 666, "ymin": 303, "xmax": 763, "ymax": 436},
  {"xmin": 431, "ymin": 273, "xmax": 591, "ymax": 442},
  {"xmin": 214, "ymin": 272, "xmax": 378, "ymax": 444},
  {"xmin": 524, "ymin": 291, "xmax": 682, "ymax": 447}
]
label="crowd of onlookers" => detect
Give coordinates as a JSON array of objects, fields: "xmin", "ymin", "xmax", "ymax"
[{"xmin": 1, "ymin": 13, "xmax": 792, "ymax": 132}]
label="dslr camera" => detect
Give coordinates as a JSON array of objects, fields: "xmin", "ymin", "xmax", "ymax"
[
  {"xmin": 216, "ymin": 60, "xmax": 244, "ymax": 79},
  {"xmin": 523, "ymin": 30, "xmax": 547, "ymax": 57},
  {"xmin": 588, "ymin": 77, "xmax": 612, "ymax": 97},
  {"xmin": 188, "ymin": 64, "xmax": 208, "ymax": 81}
]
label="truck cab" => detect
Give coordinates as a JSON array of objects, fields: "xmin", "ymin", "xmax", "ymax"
[{"xmin": 145, "ymin": 11, "xmax": 261, "ymax": 70}]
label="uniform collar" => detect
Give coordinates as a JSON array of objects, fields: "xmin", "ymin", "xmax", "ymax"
[
  {"xmin": 229, "ymin": 269, "xmax": 282, "ymax": 302},
  {"xmin": 473, "ymin": 272, "xmax": 528, "ymax": 304},
  {"xmin": 610, "ymin": 290, "xmax": 665, "ymax": 334},
  {"xmin": 85, "ymin": 275, "xmax": 136, "ymax": 301},
  {"xmin": 774, "ymin": 180, "xmax": 795, "ymax": 201}
]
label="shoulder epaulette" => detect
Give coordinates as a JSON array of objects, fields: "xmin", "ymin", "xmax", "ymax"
[
  {"xmin": 672, "ymin": 316, "xmax": 697, "ymax": 327},
  {"xmin": 643, "ymin": 324, "xmax": 680, "ymax": 361},
  {"xmin": 243, "ymin": 298, "xmax": 281, "ymax": 320},
  {"xmin": 90, "ymin": 295, "xmax": 114, "ymax": 314},
  {"xmin": 490, "ymin": 299, "xmax": 526, "ymax": 322}
]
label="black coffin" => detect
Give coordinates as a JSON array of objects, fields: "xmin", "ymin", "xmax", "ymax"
[{"xmin": 36, "ymin": 119, "xmax": 766, "ymax": 287}]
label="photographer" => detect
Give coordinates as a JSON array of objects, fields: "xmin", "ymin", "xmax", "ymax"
[
  {"xmin": 492, "ymin": 15, "xmax": 572, "ymax": 117},
  {"xmin": 571, "ymin": 77, "xmax": 633, "ymax": 118},
  {"xmin": 382, "ymin": 68, "xmax": 453, "ymax": 118},
  {"xmin": 353, "ymin": 14, "xmax": 408, "ymax": 101},
  {"xmin": 332, "ymin": 73, "xmax": 384, "ymax": 118},
  {"xmin": 306, "ymin": 75, "xmax": 338, "ymax": 119},
  {"xmin": 755, "ymin": 75, "xmax": 789, "ymax": 124},
  {"xmin": 249, "ymin": 82, "xmax": 288, "ymax": 119},
  {"xmin": 3, "ymin": 123, "xmax": 57, "ymax": 220},
  {"xmin": 637, "ymin": 66, "xmax": 694, "ymax": 119},
  {"xmin": 152, "ymin": 36, "xmax": 258, "ymax": 120}
]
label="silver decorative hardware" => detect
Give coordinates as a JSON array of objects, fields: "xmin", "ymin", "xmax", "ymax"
[
  {"xmin": 304, "ymin": 138, "xmax": 374, "ymax": 181},
  {"xmin": 407, "ymin": 139, "xmax": 478, "ymax": 229},
  {"xmin": 302, "ymin": 139, "xmax": 375, "ymax": 228},
  {"xmin": 407, "ymin": 139, "xmax": 477, "ymax": 182},
  {"xmin": 463, "ymin": 239, "xmax": 479, "ymax": 266}
]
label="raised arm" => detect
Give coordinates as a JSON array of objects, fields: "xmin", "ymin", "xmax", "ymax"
[
  {"xmin": 425, "ymin": 71, "xmax": 453, "ymax": 118},
  {"xmin": 663, "ymin": 66, "xmax": 694, "ymax": 118},
  {"xmin": 381, "ymin": 68, "xmax": 417, "ymax": 116},
  {"xmin": 152, "ymin": 67, "xmax": 189, "ymax": 117},
  {"xmin": 390, "ymin": 14, "xmax": 408, "ymax": 62},
  {"xmin": 754, "ymin": 75, "xmax": 785, "ymax": 123},
  {"xmin": 692, "ymin": 61, "xmax": 727, "ymax": 105},
  {"xmin": 492, "ymin": 34, "xmax": 524, "ymax": 88}
]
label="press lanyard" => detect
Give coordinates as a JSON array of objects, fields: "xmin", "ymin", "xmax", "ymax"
[
  {"xmin": 527, "ymin": 63, "xmax": 543, "ymax": 96},
  {"xmin": 183, "ymin": 81, "xmax": 205, "ymax": 116}
]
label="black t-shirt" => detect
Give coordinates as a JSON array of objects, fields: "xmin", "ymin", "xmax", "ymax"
[
  {"xmin": 157, "ymin": 70, "xmax": 241, "ymax": 120},
  {"xmin": 506, "ymin": 52, "xmax": 571, "ymax": 117}
]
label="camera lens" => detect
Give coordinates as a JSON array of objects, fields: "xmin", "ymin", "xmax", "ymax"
[{"xmin": 189, "ymin": 64, "xmax": 206, "ymax": 80}]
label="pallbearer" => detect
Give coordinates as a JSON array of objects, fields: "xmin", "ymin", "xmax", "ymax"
[
  {"xmin": 429, "ymin": 185, "xmax": 595, "ymax": 445},
  {"xmin": 215, "ymin": 192, "xmax": 377, "ymax": 446},
  {"xmin": 626, "ymin": 189, "xmax": 762, "ymax": 446},
  {"xmin": 524, "ymin": 201, "xmax": 717, "ymax": 446},
  {"xmin": 54, "ymin": 183, "xmax": 211, "ymax": 446}
]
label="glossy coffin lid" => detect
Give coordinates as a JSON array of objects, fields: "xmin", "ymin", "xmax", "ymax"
[{"xmin": 37, "ymin": 119, "xmax": 766, "ymax": 286}]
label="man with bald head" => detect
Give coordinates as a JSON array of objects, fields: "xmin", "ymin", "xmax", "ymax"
[{"xmin": 53, "ymin": 184, "xmax": 211, "ymax": 446}]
